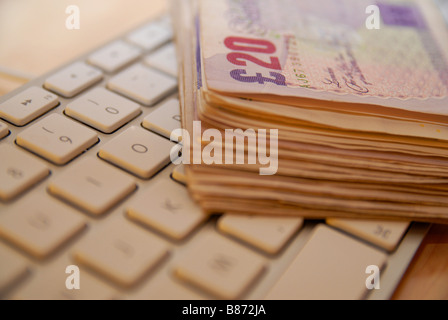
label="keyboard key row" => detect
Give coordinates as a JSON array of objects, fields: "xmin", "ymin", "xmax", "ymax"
[
  {"xmin": 0, "ymin": 87, "xmax": 59, "ymax": 126},
  {"xmin": 1, "ymin": 61, "xmax": 176, "ymax": 136}
]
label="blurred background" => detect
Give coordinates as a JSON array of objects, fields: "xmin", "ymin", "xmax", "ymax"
[{"xmin": 0, "ymin": 0, "xmax": 167, "ymax": 95}]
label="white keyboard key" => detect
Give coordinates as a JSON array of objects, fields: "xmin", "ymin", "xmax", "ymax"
[
  {"xmin": 44, "ymin": 62, "xmax": 103, "ymax": 98},
  {"xmin": 174, "ymin": 232, "xmax": 266, "ymax": 299},
  {"xmin": 144, "ymin": 43, "xmax": 178, "ymax": 77},
  {"xmin": 265, "ymin": 224, "xmax": 388, "ymax": 300},
  {"xmin": 0, "ymin": 194, "xmax": 86, "ymax": 259},
  {"xmin": 142, "ymin": 98, "xmax": 182, "ymax": 141},
  {"xmin": 126, "ymin": 22, "xmax": 172, "ymax": 51},
  {"xmin": 15, "ymin": 262, "xmax": 118, "ymax": 300},
  {"xmin": 65, "ymin": 88, "xmax": 141, "ymax": 134},
  {"xmin": 48, "ymin": 157, "xmax": 136, "ymax": 216},
  {"xmin": 0, "ymin": 121, "xmax": 9, "ymax": 140},
  {"xmin": 326, "ymin": 218, "xmax": 411, "ymax": 252},
  {"xmin": 171, "ymin": 164, "xmax": 187, "ymax": 185},
  {"xmin": 0, "ymin": 244, "xmax": 29, "ymax": 295},
  {"xmin": 107, "ymin": 64, "xmax": 177, "ymax": 106},
  {"xmin": 88, "ymin": 40, "xmax": 142, "ymax": 73},
  {"xmin": 127, "ymin": 179, "xmax": 207, "ymax": 241},
  {"xmin": 73, "ymin": 222, "xmax": 169, "ymax": 287},
  {"xmin": 98, "ymin": 126, "xmax": 173, "ymax": 179},
  {"xmin": 16, "ymin": 114, "xmax": 98, "ymax": 165},
  {"xmin": 218, "ymin": 214, "xmax": 304, "ymax": 255},
  {"xmin": 0, "ymin": 87, "xmax": 59, "ymax": 126},
  {"xmin": 0, "ymin": 145, "xmax": 50, "ymax": 201}
]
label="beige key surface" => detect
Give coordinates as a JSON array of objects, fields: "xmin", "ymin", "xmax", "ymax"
[
  {"xmin": 0, "ymin": 87, "xmax": 59, "ymax": 126},
  {"xmin": 132, "ymin": 276, "xmax": 206, "ymax": 300},
  {"xmin": 44, "ymin": 62, "xmax": 103, "ymax": 98},
  {"xmin": 0, "ymin": 145, "xmax": 49, "ymax": 201},
  {"xmin": 0, "ymin": 121, "xmax": 8, "ymax": 139},
  {"xmin": 107, "ymin": 64, "xmax": 177, "ymax": 106},
  {"xmin": 88, "ymin": 40, "xmax": 142, "ymax": 73},
  {"xmin": 171, "ymin": 164, "xmax": 187, "ymax": 185},
  {"xmin": 48, "ymin": 157, "xmax": 136, "ymax": 215},
  {"xmin": 16, "ymin": 114, "xmax": 98, "ymax": 165},
  {"xmin": 326, "ymin": 218, "xmax": 410, "ymax": 252},
  {"xmin": 265, "ymin": 224, "xmax": 388, "ymax": 300},
  {"xmin": 126, "ymin": 22, "xmax": 173, "ymax": 51},
  {"xmin": 142, "ymin": 98, "xmax": 182, "ymax": 141},
  {"xmin": 15, "ymin": 262, "xmax": 118, "ymax": 300},
  {"xmin": 144, "ymin": 43, "xmax": 178, "ymax": 77},
  {"xmin": 0, "ymin": 243, "xmax": 29, "ymax": 295},
  {"xmin": 73, "ymin": 222, "xmax": 169, "ymax": 287},
  {"xmin": 218, "ymin": 214, "xmax": 304, "ymax": 255},
  {"xmin": 127, "ymin": 179, "xmax": 207, "ymax": 241},
  {"xmin": 98, "ymin": 126, "xmax": 174, "ymax": 179},
  {"xmin": 65, "ymin": 88, "xmax": 141, "ymax": 134},
  {"xmin": 174, "ymin": 232, "xmax": 266, "ymax": 299},
  {"xmin": 0, "ymin": 194, "xmax": 86, "ymax": 259}
]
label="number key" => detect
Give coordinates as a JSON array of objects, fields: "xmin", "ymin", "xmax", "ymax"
[
  {"xmin": 65, "ymin": 88, "xmax": 141, "ymax": 133},
  {"xmin": 16, "ymin": 114, "xmax": 98, "ymax": 165}
]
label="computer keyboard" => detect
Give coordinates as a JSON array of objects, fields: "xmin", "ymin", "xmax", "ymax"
[{"xmin": 0, "ymin": 14, "xmax": 430, "ymax": 300}]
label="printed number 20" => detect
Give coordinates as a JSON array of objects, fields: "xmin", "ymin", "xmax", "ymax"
[{"xmin": 225, "ymin": 36, "xmax": 286, "ymax": 86}]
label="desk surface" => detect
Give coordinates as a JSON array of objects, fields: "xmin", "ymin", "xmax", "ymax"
[{"xmin": 0, "ymin": 0, "xmax": 447, "ymax": 300}]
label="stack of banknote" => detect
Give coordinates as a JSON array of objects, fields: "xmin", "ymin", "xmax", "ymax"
[{"xmin": 171, "ymin": 0, "xmax": 448, "ymax": 223}]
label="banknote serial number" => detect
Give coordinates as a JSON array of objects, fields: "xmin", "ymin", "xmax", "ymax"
[{"xmin": 224, "ymin": 36, "xmax": 287, "ymax": 86}]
